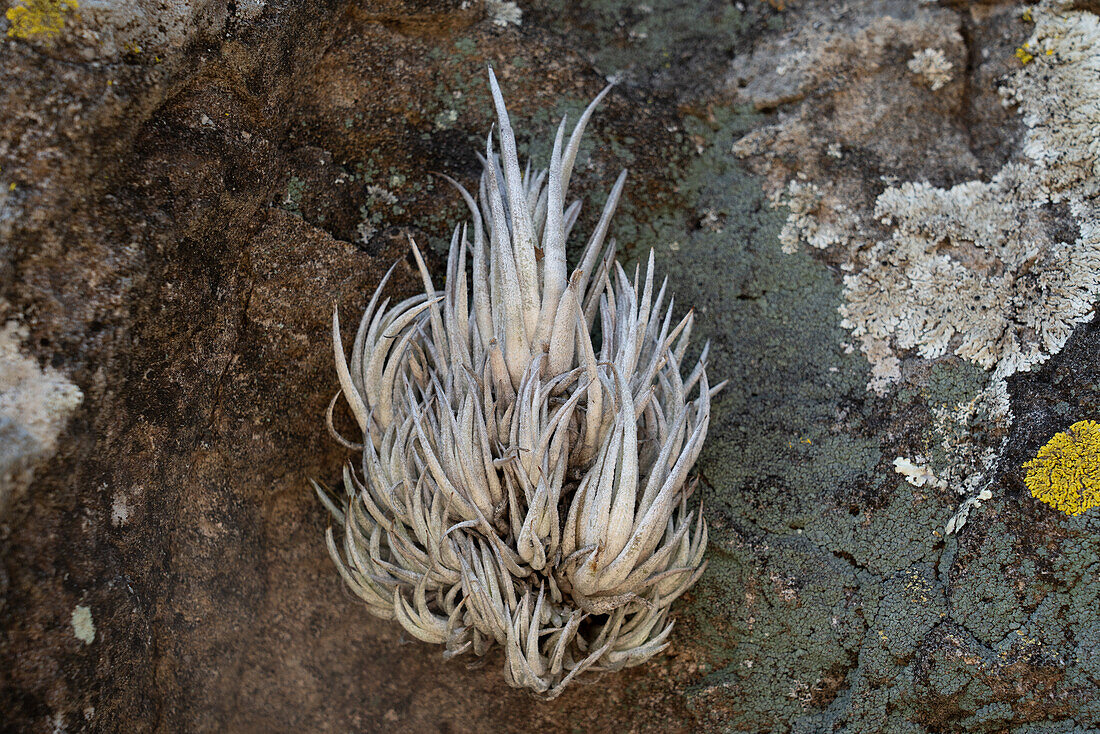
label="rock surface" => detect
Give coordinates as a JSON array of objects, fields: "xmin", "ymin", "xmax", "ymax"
[{"xmin": 1, "ymin": 0, "xmax": 1098, "ymax": 731}]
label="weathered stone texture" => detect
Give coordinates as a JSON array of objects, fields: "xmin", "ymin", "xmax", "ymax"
[{"xmin": 2, "ymin": 0, "xmax": 1098, "ymax": 731}]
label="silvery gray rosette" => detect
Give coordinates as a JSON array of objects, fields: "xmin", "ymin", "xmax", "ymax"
[{"xmin": 316, "ymin": 70, "xmax": 720, "ymax": 698}]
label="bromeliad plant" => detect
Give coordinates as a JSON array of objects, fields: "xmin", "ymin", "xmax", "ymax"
[{"xmin": 316, "ymin": 69, "xmax": 720, "ymax": 698}]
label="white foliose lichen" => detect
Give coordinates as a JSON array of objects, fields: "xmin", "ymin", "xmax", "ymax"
[
  {"xmin": 893, "ymin": 456, "xmax": 948, "ymax": 490},
  {"xmin": 776, "ymin": 180, "xmax": 857, "ymax": 255},
  {"xmin": 842, "ymin": 1, "xmax": 1100, "ymax": 390},
  {"xmin": 844, "ymin": 2, "xmax": 1100, "ymax": 527},
  {"xmin": 839, "ymin": 163, "xmax": 1100, "ymax": 391},
  {"xmin": 1002, "ymin": 5, "xmax": 1100, "ymax": 202},
  {"xmin": 733, "ymin": 0, "xmax": 1100, "ymax": 532},
  {"xmin": 907, "ymin": 48, "xmax": 954, "ymax": 91},
  {"xmin": 486, "ymin": 0, "xmax": 522, "ymax": 27}
]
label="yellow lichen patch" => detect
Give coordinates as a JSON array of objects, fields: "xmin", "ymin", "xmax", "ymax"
[
  {"xmin": 1024, "ymin": 420, "xmax": 1100, "ymax": 516},
  {"xmin": 1016, "ymin": 46, "xmax": 1034, "ymax": 65},
  {"xmin": 5, "ymin": 0, "xmax": 78, "ymax": 40}
]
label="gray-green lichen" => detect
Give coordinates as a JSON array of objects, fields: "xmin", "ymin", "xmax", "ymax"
[
  {"xmin": 606, "ymin": 106, "xmax": 892, "ymax": 732},
  {"xmin": 575, "ymin": 3, "xmax": 1100, "ymax": 728}
]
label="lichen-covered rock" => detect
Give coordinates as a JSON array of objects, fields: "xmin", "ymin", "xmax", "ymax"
[{"xmin": 2, "ymin": 0, "xmax": 1098, "ymax": 730}]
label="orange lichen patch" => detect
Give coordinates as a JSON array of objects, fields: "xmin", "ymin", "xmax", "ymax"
[
  {"xmin": 1023, "ymin": 420, "xmax": 1100, "ymax": 516},
  {"xmin": 5, "ymin": 0, "xmax": 78, "ymax": 40}
]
